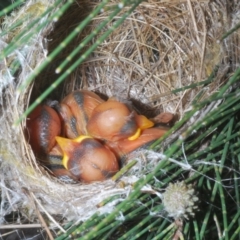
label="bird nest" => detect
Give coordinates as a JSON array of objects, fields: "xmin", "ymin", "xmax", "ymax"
[{"xmin": 0, "ymin": 0, "xmax": 238, "ymax": 224}]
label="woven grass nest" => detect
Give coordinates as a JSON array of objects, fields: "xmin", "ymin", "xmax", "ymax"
[{"xmin": 0, "ymin": 0, "xmax": 238, "ymax": 224}]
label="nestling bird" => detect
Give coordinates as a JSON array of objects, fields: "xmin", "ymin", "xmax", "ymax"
[
  {"xmin": 57, "ymin": 90, "xmax": 105, "ymax": 137},
  {"xmin": 87, "ymin": 98, "xmax": 154, "ymax": 142},
  {"xmin": 26, "ymin": 105, "xmax": 62, "ymax": 156},
  {"xmin": 26, "ymin": 90, "xmax": 173, "ymax": 183},
  {"xmin": 55, "ymin": 135, "xmax": 119, "ymax": 183}
]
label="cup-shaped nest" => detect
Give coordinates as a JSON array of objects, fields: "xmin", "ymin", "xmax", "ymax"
[{"xmin": 0, "ymin": 0, "xmax": 232, "ymax": 222}]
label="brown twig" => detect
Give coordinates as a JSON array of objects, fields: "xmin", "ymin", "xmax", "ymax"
[{"xmin": 22, "ymin": 188, "xmax": 54, "ymax": 240}]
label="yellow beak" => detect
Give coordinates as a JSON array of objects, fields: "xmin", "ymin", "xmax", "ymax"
[
  {"xmin": 128, "ymin": 115, "xmax": 154, "ymax": 141},
  {"xmin": 55, "ymin": 135, "xmax": 92, "ymax": 169}
]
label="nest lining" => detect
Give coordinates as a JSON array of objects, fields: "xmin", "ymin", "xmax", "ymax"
[{"xmin": 0, "ymin": 0, "xmax": 237, "ymax": 224}]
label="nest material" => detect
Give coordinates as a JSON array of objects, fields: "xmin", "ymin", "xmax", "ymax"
[{"xmin": 0, "ymin": 0, "xmax": 238, "ymax": 223}]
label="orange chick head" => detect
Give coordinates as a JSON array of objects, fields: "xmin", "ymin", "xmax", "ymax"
[
  {"xmin": 26, "ymin": 105, "xmax": 62, "ymax": 156},
  {"xmin": 55, "ymin": 136, "xmax": 119, "ymax": 183},
  {"xmin": 87, "ymin": 99, "xmax": 140, "ymax": 142}
]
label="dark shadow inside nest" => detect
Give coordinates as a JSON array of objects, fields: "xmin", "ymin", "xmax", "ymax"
[{"xmin": 29, "ymin": 0, "xmax": 92, "ymax": 103}]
